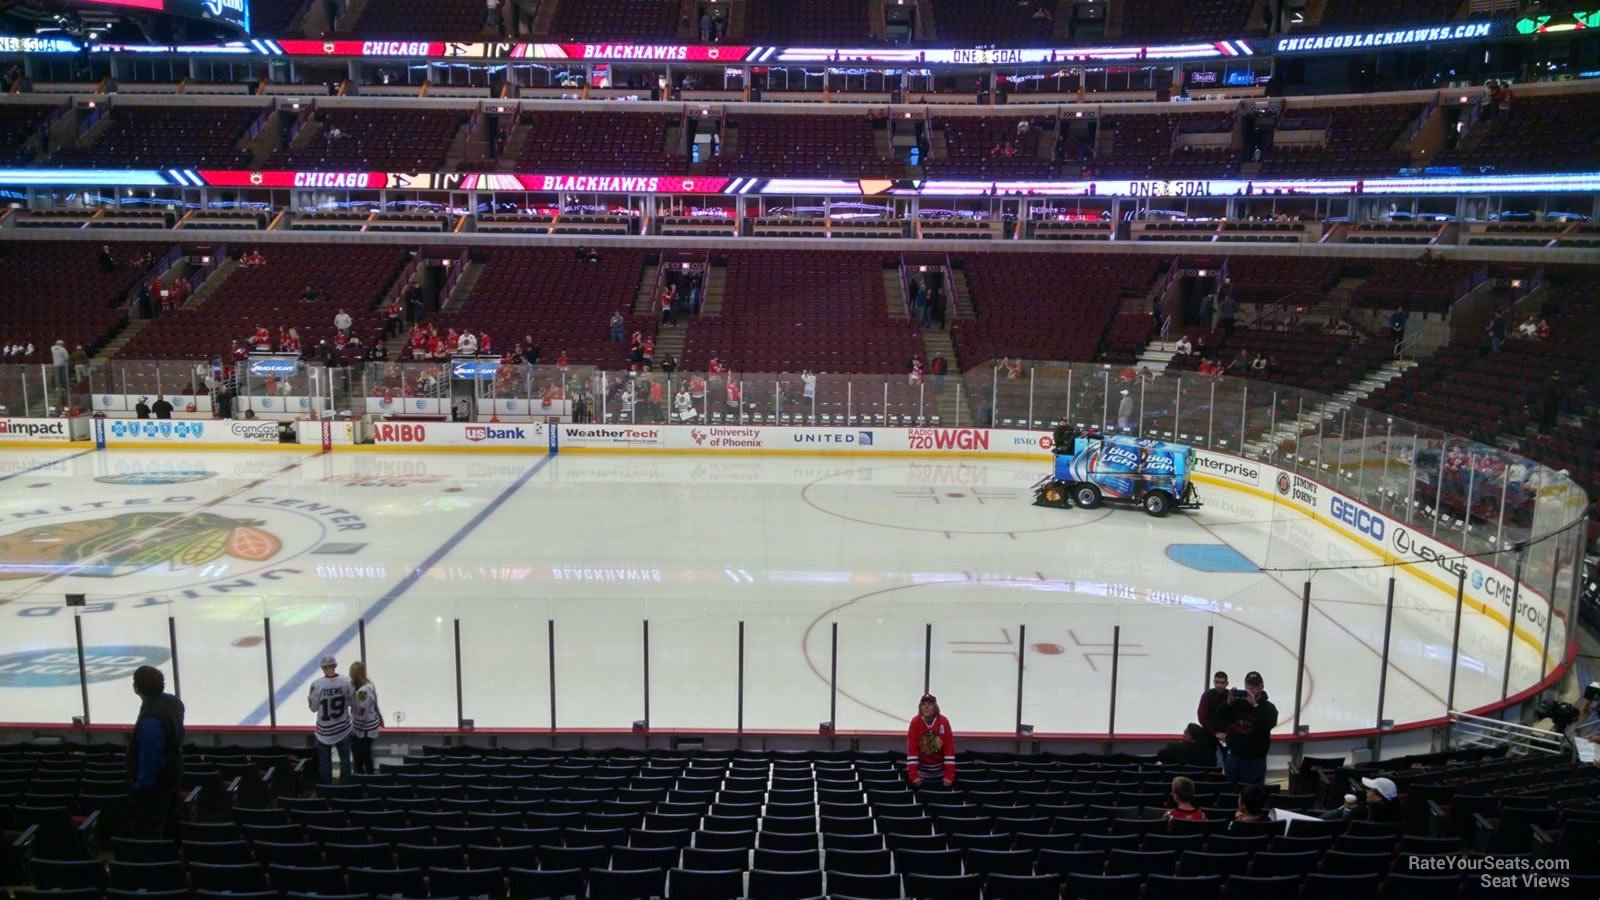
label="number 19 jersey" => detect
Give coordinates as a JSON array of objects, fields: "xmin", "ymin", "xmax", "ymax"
[{"xmin": 308, "ymin": 674, "xmax": 355, "ymax": 745}]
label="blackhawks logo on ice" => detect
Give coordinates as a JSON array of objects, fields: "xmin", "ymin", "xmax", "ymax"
[{"xmin": 0, "ymin": 512, "xmax": 282, "ymax": 580}]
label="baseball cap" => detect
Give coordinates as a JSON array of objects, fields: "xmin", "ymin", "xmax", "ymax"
[
  {"xmin": 319, "ymin": 655, "xmax": 337, "ymax": 668},
  {"xmin": 1361, "ymin": 777, "xmax": 1398, "ymax": 801}
]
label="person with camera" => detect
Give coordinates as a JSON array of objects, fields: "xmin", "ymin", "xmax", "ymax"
[{"xmin": 1220, "ymin": 671, "xmax": 1277, "ymax": 786}]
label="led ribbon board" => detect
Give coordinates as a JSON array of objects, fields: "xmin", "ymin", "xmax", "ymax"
[
  {"xmin": 4, "ymin": 169, "xmax": 1600, "ymax": 197},
  {"xmin": 11, "ymin": 18, "xmax": 1523, "ymax": 61}
]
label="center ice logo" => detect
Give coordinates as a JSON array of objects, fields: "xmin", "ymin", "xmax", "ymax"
[
  {"xmin": 0, "ymin": 498, "xmax": 369, "ymax": 608},
  {"xmin": 0, "ymin": 512, "xmax": 281, "ymax": 581}
]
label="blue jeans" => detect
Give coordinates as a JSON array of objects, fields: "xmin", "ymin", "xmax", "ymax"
[
  {"xmin": 1225, "ymin": 752, "xmax": 1267, "ymax": 786},
  {"xmin": 316, "ymin": 737, "xmax": 352, "ymax": 785},
  {"xmin": 612, "ymin": 326, "xmax": 623, "ymax": 343}
]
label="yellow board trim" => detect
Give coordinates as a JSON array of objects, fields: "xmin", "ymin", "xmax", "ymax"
[
  {"xmin": 0, "ymin": 441, "xmax": 84, "ymax": 450},
  {"xmin": 1189, "ymin": 471, "xmax": 1558, "ymax": 670}
]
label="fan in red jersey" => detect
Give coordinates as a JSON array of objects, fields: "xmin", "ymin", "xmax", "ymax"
[{"xmin": 906, "ymin": 694, "xmax": 956, "ymax": 787}]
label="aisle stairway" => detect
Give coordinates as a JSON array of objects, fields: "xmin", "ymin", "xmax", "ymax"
[{"xmin": 920, "ymin": 327, "xmax": 963, "ymax": 424}]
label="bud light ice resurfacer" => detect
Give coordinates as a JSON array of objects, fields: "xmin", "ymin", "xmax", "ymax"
[{"xmin": 1033, "ymin": 427, "xmax": 1202, "ymax": 517}]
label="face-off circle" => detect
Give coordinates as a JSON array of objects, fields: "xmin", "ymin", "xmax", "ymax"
[{"xmin": 801, "ymin": 463, "xmax": 1108, "ymax": 535}]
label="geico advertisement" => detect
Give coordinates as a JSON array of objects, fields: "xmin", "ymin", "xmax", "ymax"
[{"xmin": 1312, "ymin": 475, "xmax": 1553, "ymax": 641}]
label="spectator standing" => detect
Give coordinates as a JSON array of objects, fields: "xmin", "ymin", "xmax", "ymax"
[
  {"xmin": 126, "ymin": 665, "xmax": 184, "ymax": 839},
  {"xmin": 385, "ymin": 300, "xmax": 402, "ymax": 338},
  {"xmin": 50, "ymin": 339, "xmax": 69, "ymax": 390},
  {"xmin": 1221, "ymin": 671, "xmax": 1277, "ymax": 785},
  {"xmin": 1488, "ymin": 312, "xmax": 1506, "ymax": 353},
  {"xmin": 348, "ymin": 661, "xmax": 383, "ymax": 776},
  {"xmin": 660, "ymin": 285, "xmax": 675, "ymax": 326},
  {"xmin": 334, "ymin": 309, "xmax": 353, "ymax": 338},
  {"xmin": 70, "ymin": 345, "xmax": 89, "ymax": 382},
  {"xmin": 610, "ymin": 311, "xmax": 625, "ymax": 343},
  {"xmin": 930, "ymin": 355, "xmax": 947, "ymax": 394},
  {"xmin": 1197, "ymin": 671, "xmax": 1231, "ymax": 766},
  {"xmin": 307, "ymin": 655, "xmax": 355, "ymax": 786},
  {"xmin": 906, "ymin": 694, "xmax": 956, "ymax": 787},
  {"xmin": 151, "ymin": 397, "xmax": 173, "ymax": 420},
  {"xmin": 1390, "ymin": 302, "xmax": 1409, "ymax": 343},
  {"xmin": 1218, "ymin": 293, "xmax": 1238, "ymax": 339},
  {"xmin": 99, "ymin": 245, "xmax": 116, "ymax": 273},
  {"xmin": 135, "ymin": 397, "xmax": 151, "ymax": 419},
  {"xmin": 1117, "ymin": 389, "xmax": 1134, "ymax": 431}
]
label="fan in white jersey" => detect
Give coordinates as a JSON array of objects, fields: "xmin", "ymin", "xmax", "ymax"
[
  {"xmin": 348, "ymin": 661, "xmax": 384, "ymax": 776},
  {"xmin": 306, "ymin": 654, "xmax": 355, "ymax": 786}
]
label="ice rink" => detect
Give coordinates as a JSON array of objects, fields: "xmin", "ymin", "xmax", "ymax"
[{"xmin": 0, "ymin": 447, "xmax": 1547, "ymax": 739}]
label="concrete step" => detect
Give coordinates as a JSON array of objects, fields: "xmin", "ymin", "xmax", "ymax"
[
  {"xmin": 884, "ymin": 269, "xmax": 908, "ymax": 318},
  {"xmin": 700, "ymin": 264, "xmax": 726, "ymax": 316},
  {"xmin": 441, "ymin": 261, "xmax": 483, "ymax": 312},
  {"xmin": 182, "ymin": 257, "xmax": 239, "ymax": 310},
  {"xmin": 633, "ymin": 263, "xmax": 660, "ymax": 316},
  {"xmin": 92, "ymin": 318, "xmax": 150, "ymax": 364}
]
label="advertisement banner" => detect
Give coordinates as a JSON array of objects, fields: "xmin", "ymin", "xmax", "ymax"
[
  {"xmin": 1273, "ymin": 469, "xmax": 1320, "ymax": 508},
  {"xmin": 1192, "ymin": 449, "xmax": 1262, "ymax": 488},
  {"xmin": 0, "ymin": 418, "xmax": 75, "ymax": 443},
  {"xmin": 371, "ymin": 421, "xmax": 548, "ymax": 449},
  {"xmin": 906, "ymin": 427, "xmax": 992, "ymax": 452},
  {"xmin": 101, "ymin": 419, "xmax": 282, "ymax": 445},
  {"xmin": 559, "ymin": 425, "xmax": 667, "ymax": 449},
  {"xmin": 1195, "ymin": 447, "xmax": 1553, "ymax": 648}
]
